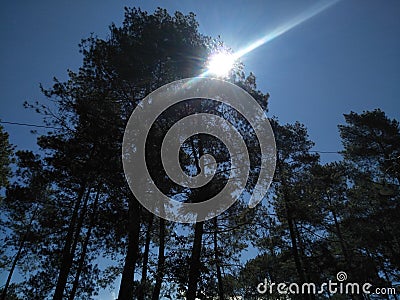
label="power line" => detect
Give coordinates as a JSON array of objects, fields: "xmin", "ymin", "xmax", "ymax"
[
  {"xmin": 1, "ymin": 120, "xmax": 342, "ymax": 155},
  {"xmin": 0, "ymin": 120, "xmax": 61, "ymax": 130},
  {"xmin": 310, "ymin": 150, "xmax": 341, "ymax": 154}
]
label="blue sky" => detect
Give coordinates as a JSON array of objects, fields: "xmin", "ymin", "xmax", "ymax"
[{"xmin": 1, "ymin": 1, "xmax": 399, "ymax": 299}]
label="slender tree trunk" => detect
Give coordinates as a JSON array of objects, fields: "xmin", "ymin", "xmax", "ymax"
[
  {"xmin": 152, "ymin": 218, "xmax": 166, "ymax": 300},
  {"xmin": 187, "ymin": 136, "xmax": 205, "ymax": 300},
  {"xmin": 331, "ymin": 205, "xmax": 361, "ymax": 300},
  {"xmin": 277, "ymin": 161, "xmax": 306, "ymax": 291},
  {"xmin": 331, "ymin": 203, "xmax": 351, "ymax": 267},
  {"xmin": 118, "ymin": 197, "xmax": 141, "ymax": 300},
  {"xmin": 286, "ymin": 214, "xmax": 308, "ymax": 300},
  {"xmin": 53, "ymin": 184, "xmax": 88, "ymax": 300},
  {"xmin": 1, "ymin": 205, "xmax": 38, "ymax": 300},
  {"xmin": 71, "ymin": 188, "xmax": 91, "ymax": 250},
  {"xmin": 266, "ymin": 219, "xmax": 277, "ymax": 283},
  {"xmin": 68, "ymin": 189, "xmax": 100, "ymax": 300},
  {"xmin": 1, "ymin": 234, "xmax": 26, "ymax": 300},
  {"xmin": 283, "ymin": 195, "xmax": 312, "ymax": 300},
  {"xmin": 138, "ymin": 215, "xmax": 153, "ymax": 300},
  {"xmin": 285, "ymin": 203, "xmax": 305, "ymax": 284},
  {"xmin": 213, "ymin": 217, "xmax": 224, "ymax": 300},
  {"xmin": 294, "ymin": 221, "xmax": 315, "ymax": 300},
  {"xmin": 187, "ymin": 221, "xmax": 204, "ymax": 300}
]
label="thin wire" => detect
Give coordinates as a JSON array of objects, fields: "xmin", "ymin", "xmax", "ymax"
[
  {"xmin": 0, "ymin": 120, "xmax": 61, "ymax": 130},
  {"xmin": 1, "ymin": 120, "xmax": 342, "ymax": 154},
  {"xmin": 310, "ymin": 150, "xmax": 341, "ymax": 154}
]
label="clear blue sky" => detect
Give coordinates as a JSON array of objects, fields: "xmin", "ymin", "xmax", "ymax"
[{"xmin": 1, "ymin": 1, "xmax": 399, "ymax": 298}]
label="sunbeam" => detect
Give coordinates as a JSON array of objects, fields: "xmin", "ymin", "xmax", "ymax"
[
  {"xmin": 201, "ymin": 0, "xmax": 341, "ymax": 77},
  {"xmin": 233, "ymin": 0, "xmax": 341, "ymax": 59}
]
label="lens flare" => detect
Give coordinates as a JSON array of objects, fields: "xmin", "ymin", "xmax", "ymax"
[
  {"xmin": 233, "ymin": 0, "xmax": 340, "ymax": 59},
  {"xmin": 207, "ymin": 52, "xmax": 236, "ymax": 77},
  {"xmin": 202, "ymin": 0, "xmax": 340, "ymax": 78}
]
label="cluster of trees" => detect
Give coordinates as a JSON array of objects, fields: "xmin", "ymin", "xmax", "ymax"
[{"xmin": 1, "ymin": 7, "xmax": 399, "ymax": 300}]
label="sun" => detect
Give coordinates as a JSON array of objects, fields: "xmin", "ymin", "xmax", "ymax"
[{"xmin": 206, "ymin": 52, "xmax": 235, "ymax": 77}]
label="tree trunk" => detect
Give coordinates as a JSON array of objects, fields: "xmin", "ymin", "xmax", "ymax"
[
  {"xmin": 152, "ymin": 218, "xmax": 166, "ymax": 300},
  {"xmin": 331, "ymin": 201, "xmax": 351, "ymax": 267},
  {"xmin": 53, "ymin": 184, "xmax": 88, "ymax": 300},
  {"xmin": 1, "ymin": 205, "xmax": 38, "ymax": 300},
  {"xmin": 285, "ymin": 204, "xmax": 305, "ymax": 282},
  {"xmin": 294, "ymin": 221, "xmax": 315, "ymax": 300},
  {"xmin": 187, "ymin": 221, "xmax": 204, "ymax": 300},
  {"xmin": 138, "ymin": 215, "xmax": 153, "ymax": 300},
  {"xmin": 330, "ymin": 201, "xmax": 361, "ymax": 300},
  {"xmin": 213, "ymin": 217, "xmax": 224, "ymax": 300},
  {"xmin": 1, "ymin": 233, "xmax": 26, "ymax": 300},
  {"xmin": 286, "ymin": 213, "xmax": 309, "ymax": 300},
  {"xmin": 187, "ymin": 125, "xmax": 206, "ymax": 300},
  {"xmin": 118, "ymin": 197, "xmax": 141, "ymax": 300},
  {"xmin": 68, "ymin": 189, "xmax": 100, "ymax": 300}
]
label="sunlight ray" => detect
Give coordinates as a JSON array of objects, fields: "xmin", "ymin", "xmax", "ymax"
[
  {"xmin": 233, "ymin": 0, "xmax": 341, "ymax": 60},
  {"xmin": 200, "ymin": 0, "xmax": 340, "ymax": 78}
]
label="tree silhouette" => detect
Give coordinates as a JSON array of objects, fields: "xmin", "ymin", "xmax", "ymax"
[{"xmin": 1, "ymin": 5, "xmax": 399, "ymax": 300}]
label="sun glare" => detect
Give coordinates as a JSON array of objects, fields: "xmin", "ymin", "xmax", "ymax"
[
  {"xmin": 198, "ymin": 0, "xmax": 340, "ymax": 79},
  {"xmin": 207, "ymin": 52, "xmax": 235, "ymax": 77}
]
